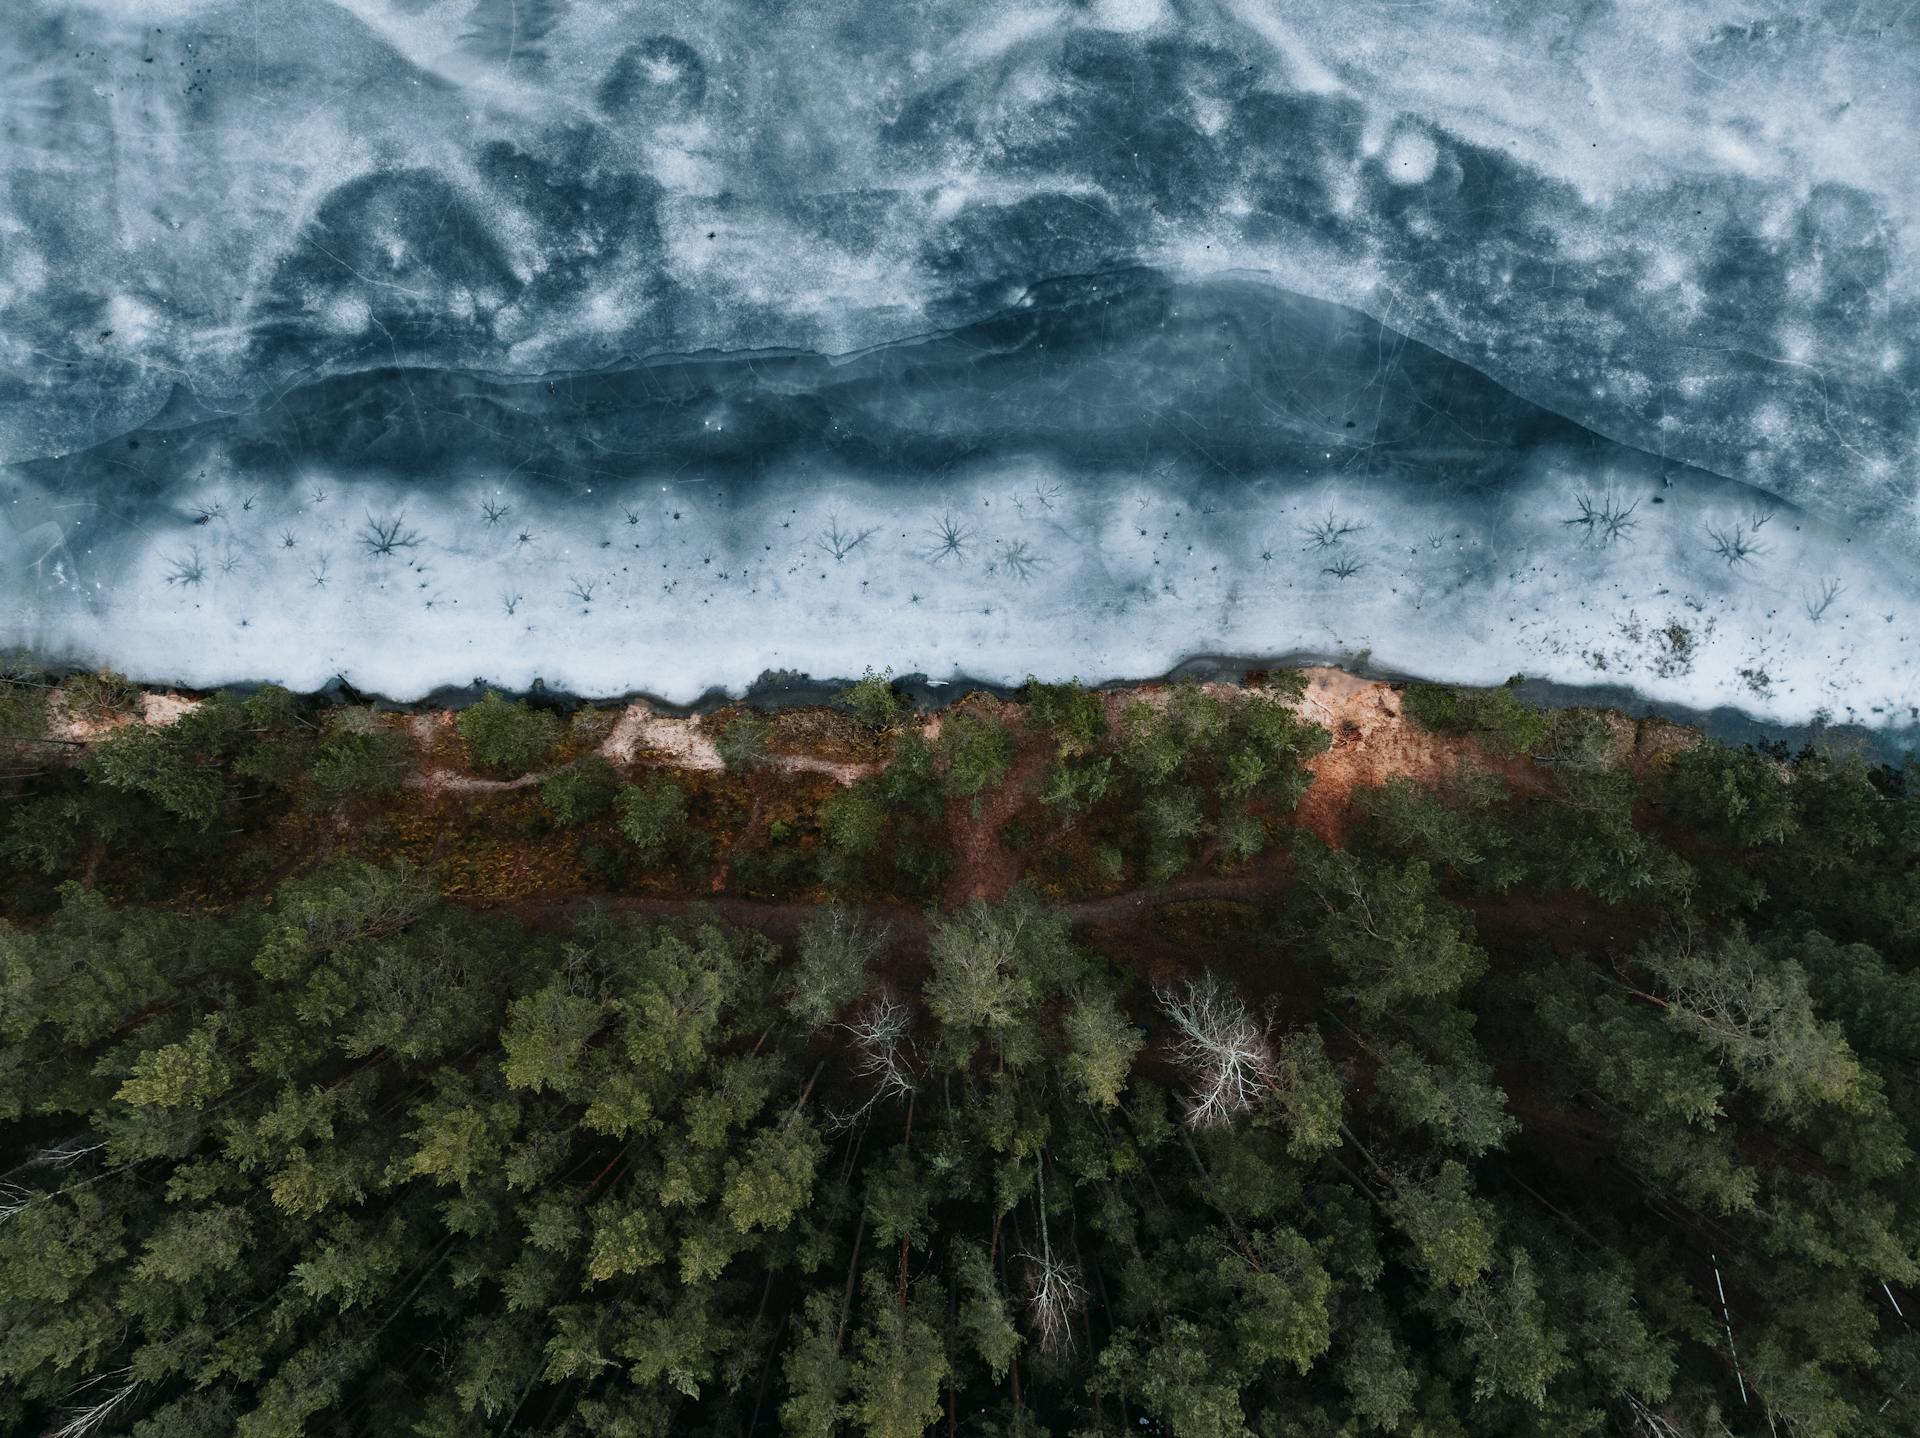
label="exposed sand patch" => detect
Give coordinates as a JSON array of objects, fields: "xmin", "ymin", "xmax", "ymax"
[{"xmin": 46, "ymin": 681, "xmax": 201, "ymax": 743}]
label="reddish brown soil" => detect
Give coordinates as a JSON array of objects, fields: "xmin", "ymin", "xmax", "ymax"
[
  {"xmin": 942, "ymin": 705, "xmax": 1053, "ymax": 906},
  {"xmin": 1291, "ymin": 668, "xmax": 1489, "ymax": 845}
]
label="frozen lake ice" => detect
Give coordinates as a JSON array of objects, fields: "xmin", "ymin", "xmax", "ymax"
[{"xmin": 3, "ymin": 2, "xmax": 1916, "ymax": 730}]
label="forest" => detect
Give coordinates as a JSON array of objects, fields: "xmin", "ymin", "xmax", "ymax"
[{"xmin": 2, "ymin": 662, "xmax": 1918, "ymax": 1437}]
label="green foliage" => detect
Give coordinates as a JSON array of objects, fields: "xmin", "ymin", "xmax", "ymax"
[
  {"xmin": 938, "ymin": 710, "xmax": 1014, "ymax": 798},
  {"xmin": 540, "ymin": 754, "xmax": 619, "ymax": 825},
  {"xmin": 617, "ymin": 772, "xmax": 696, "ymax": 868},
  {"xmin": 924, "ymin": 889, "xmax": 1078, "ymax": 1064},
  {"xmin": 65, "ymin": 668, "xmax": 143, "ymax": 722},
  {"xmin": 840, "ymin": 667, "xmax": 904, "ymax": 729},
  {"xmin": 1640, "ymin": 929, "xmax": 1869, "ymax": 1118},
  {"xmin": 0, "ymin": 662, "xmax": 50, "ymax": 746},
  {"xmin": 848, "ymin": 1275, "xmax": 948, "ymax": 1437},
  {"xmin": 305, "ymin": 710, "xmax": 410, "ymax": 810},
  {"xmin": 86, "ymin": 691, "xmax": 248, "ymax": 826},
  {"xmin": 1062, "ymin": 984, "xmax": 1144, "ymax": 1110},
  {"xmin": 1401, "ymin": 679, "xmax": 1551, "ymax": 757},
  {"xmin": 1297, "ymin": 843, "xmax": 1487, "ymax": 1017},
  {"xmin": 5, "ymin": 678, "xmax": 1920, "ymax": 1438},
  {"xmin": 1024, "ymin": 676, "xmax": 1106, "ymax": 756},
  {"xmin": 454, "ymin": 690, "xmax": 561, "ymax": 777},
  {"xmin": 714, "ymin": 710, "xmax": 770, "ymax": 773},
  {"xmin": 1664, "ymin": 741, "xmax": 1797, "ymax": 847},
  {"xmin": 785, "ymin": 905, "xmax": 888, "ymax": 1028},
  {"xmin": 1389, "ymin": 1160, "xmax": 1497, "ymax": 1288}
]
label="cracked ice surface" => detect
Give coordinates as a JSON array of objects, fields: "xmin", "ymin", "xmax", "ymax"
[{"xmin": 1, "ymin": 3, "xmax": 1916, "ymax": 725}]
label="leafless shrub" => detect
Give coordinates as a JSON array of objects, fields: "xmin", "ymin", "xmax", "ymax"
[
  {"xmin": 1803, "ymin": 577, "xmax": 1842, "ymax": 622},
  {"xmin": 481, "ymin": 496, "xmax": 509, "ymax": 525},
  {"xmin": 1301, "ymin": 510, "xmax": 1365, "ymax": 550},
  {"xmin": 921, "ymin": 507, "xmax": 971, "ymax": 563},
  {"xmin": 359, "ymin": 512, "xmax": 424, "ymax": 558},
  {"xmin": 568, "ymin": 577, "xmax": 596, "ymax": 606},
  {"xmin": 1564, "ymin": 490, "xmax": 1640, "ymax": 545},
  {"xmin": 1323, "ymin": 555, "xmax": 1362, "ymax": 580},
  {"xmin": 165, "ymin": 548, "xmax": 205, "ymax": 586},
  {"xmin": 1706, "ymin": 522, "xmax": 1764, "ymax": 569},
  {"xmin": 279, "ymin": 529, "xmax": 299, "ymax": 550},
  {"xmin": 1155, "ymin": 974, "xmax": 1279, "ymax": 1126},
  {"xmin": 817, "ymin": 514, "xmax": 877, "ymax": 562},
  {"xmin": 998, "ymin": 539, "xmax": 1045, "ymax": 583}
]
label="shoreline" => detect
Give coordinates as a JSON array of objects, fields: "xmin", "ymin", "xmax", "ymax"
[{"xmin": 18, "ymin": 646, "xmax": 1916, "ymax": 767}]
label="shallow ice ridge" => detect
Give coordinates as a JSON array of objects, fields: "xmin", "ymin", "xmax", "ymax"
[{"xmin": 3, "ymin": 272, "xmax": 1915, "ymax": 729}]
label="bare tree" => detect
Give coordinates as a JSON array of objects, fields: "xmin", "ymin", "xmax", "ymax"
[
  {"xmin": 31, "ymin": 1135, "xmax": 108, "ymax": 1170},
  {"xmin": 1155, "ymin": 974, "xmax": 1280, "ymax": 1126},
  {"xmin": 1018, "ymin": 1155, "xmax": 1087, "ymax": 1354},
  {"xmin": 49, "ymin": 1371, "xmax": 140, "ymax": 1438},
  {"xmin": 828, "ymin": 990, "xmax": 917, "ymax": 1130},
  {"xmin": 1620, "ymin": 1393, "xmax": 1703, "ymax": 1438}
]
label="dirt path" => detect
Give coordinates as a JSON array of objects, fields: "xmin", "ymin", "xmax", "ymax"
[{"xmin": 941, "ymin": 738, "xmax": 1051, "ymax": 907}]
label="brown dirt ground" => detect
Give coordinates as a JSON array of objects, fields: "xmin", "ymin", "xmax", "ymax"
[{"xmin": 1289, "ymin": 667, "xmax": 1489, "ymax": 845}]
